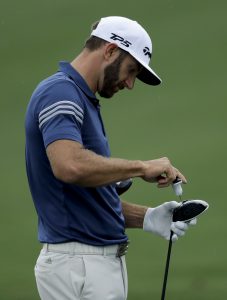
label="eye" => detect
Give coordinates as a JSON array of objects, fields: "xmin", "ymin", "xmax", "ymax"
[
  {"xmin": 127, "ymin": 63, "xmax": 142, "ymax": 76},
  {"xmin": 128, "ymin": 66, "xmax": 137, "ymax": 75}
]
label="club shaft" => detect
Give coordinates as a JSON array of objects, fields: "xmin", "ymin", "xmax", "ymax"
[{"xmin": 161, "ymin": 231, "xmax": 173, "ymax": 300}]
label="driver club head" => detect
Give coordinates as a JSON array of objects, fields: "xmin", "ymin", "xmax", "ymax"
[
  {"xmin": 173, "ymin": 200, "xmax": 209, "ymax": 222},
  {"xmin": 115, "ymin": 178, "xmax": 133, "ymax": 195}
]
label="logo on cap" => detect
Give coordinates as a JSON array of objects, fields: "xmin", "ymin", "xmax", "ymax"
[
  {"xmin": 143, "ymin": 47, "xmax": 151, "ymax": 59},
  {"xmin": 110, "ymin": 33, "xmax": 132, "ymax": 48}
]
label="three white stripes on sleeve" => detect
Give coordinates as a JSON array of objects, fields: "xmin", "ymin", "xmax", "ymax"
[{"xmin": 38, "ymin": 100, "xmax": 84, "ymax": 129}]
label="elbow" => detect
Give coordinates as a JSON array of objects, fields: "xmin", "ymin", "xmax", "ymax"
[{"xmin": 52, "ymin": 164, "xmax": 84, "ymax": 185}]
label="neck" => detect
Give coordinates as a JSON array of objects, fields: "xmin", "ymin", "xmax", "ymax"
[{"xmin": 70, "ymin": 49, "xmax": 102, "ymax": 93}]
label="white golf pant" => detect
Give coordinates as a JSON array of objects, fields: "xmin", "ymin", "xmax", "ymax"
[{"xmin": 35, "ymin": 242, "xmax": 128, "ymax": 300}]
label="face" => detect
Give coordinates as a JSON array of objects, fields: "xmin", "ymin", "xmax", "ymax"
[{"xmin": 98, "ymin": 52, "xmax": 141, "ymax": 98}]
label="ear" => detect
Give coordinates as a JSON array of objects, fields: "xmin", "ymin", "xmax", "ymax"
[{"xmin": 103, "ymin": 43, "xmax": 119, "ymax": 61}]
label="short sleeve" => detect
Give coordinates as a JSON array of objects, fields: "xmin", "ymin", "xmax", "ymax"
[{"xmin": 37, "ymin": 80, "xmax": 84, "ymax": 148}]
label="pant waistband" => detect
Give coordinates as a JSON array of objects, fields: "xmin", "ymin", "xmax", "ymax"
[{"xmin": 42, "ymin": 241, "xmax": 129, "ymax": 257}]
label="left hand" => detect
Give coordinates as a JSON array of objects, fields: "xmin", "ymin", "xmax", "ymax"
[{"xmin": 143, "ymin": 201, "xmax": 197, "ymax": 241}]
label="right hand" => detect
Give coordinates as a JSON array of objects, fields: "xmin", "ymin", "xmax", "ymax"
[{"xmin": 141, "ymin": 157, "xmax": 186, "ymax": 188}]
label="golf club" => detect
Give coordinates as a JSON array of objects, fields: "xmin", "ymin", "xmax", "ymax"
[
  {"xmin": 115, "ymin": 178, "xmax": 133, "ymax": 195},
  {"xmin": 161, "ymin": 179, "xmax": 209, "ymax": 300}
]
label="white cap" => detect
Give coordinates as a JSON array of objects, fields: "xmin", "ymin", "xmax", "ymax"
[{"xmin": 91, "ymin": 16, "xmax": 162, "ymax": 86}]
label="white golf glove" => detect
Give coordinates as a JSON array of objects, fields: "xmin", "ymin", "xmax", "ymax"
[{"xmin": 143, "ymin": 201, "xmax": 197, "ymax": 242}]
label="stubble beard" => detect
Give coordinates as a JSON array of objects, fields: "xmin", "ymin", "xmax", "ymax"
[{"xmin": 98, "ymin": 53, "xmax": 126, "ymax": 99}]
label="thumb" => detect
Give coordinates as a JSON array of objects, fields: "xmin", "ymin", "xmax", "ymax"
[{"xmin": 164, "ymin": 201, "xmax": 179, "ymax": 211}]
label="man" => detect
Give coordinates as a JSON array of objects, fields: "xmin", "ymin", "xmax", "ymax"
[{"xmin": 25, "ymin": 16, "xmax": 195, "ymax": 300}]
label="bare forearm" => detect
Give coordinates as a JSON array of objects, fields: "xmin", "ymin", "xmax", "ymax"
[
  {"xmin": 47, "ymin": 140, "xmax": 145, "ymax": 186},
  {"xmin": 47, "ymin": 140, "xmax": 186, "ymax": 188},
  {"xmin": 121, "ymin": 201, "xmax": 148, "ymax": 228},
  {"xmin": 71, "ymin": 149, "xmax": 145, "ymax": 186}
]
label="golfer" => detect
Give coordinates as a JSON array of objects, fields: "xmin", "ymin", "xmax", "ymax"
[{"xmin": 25, "ymin": 16, "xmax": 195, "ymax": 300}]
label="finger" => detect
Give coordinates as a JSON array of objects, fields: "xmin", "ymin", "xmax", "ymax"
[
  {"xmin": 174, "ymin": 168, "xmax": 187, "ymax": 184},
  {"xmin": 188, "ymin": 218, "xmax": 197, "ymax": 225},
  {"xmin": 171, "ymin": 221, "xmax": 188, "ymax": 236},
  {"xmin": 164, "ymin": 201, "xmax": 179, "ymax": 211},
  {"xmin": 172, "ymin": 228, "xmax": 185, "ymax": 237},
  {"xmin": 156, "ymin": 175, "xmax": 169, "ymax": 187},
  {"xmin": 156, "ymin": 175, "xmax": 167, "ymax": 181},
  {"xmin": 157, "ymin": 182, "xmax": 171, "ymax": 188},
  {"xmin": 159, "ymin": 158, "xmax": 175, "ymax": 183},
  {"xmin": 165, "ymin": 232, "xmax": 178, "ymax": 241},
  {"xmin": 174, "ymin": 221, "xmax": 189, "ymax": 231},
  {"xmin": 165, "ymin": 166, "xmax": 176, "ymax": 183},
  {"xmin": 157, "ymin": 175, "xmax": 173, "ymax": 187},
  {"xmin": 171, "ymin": 233, "xmax": 178, "ymax": 242}
]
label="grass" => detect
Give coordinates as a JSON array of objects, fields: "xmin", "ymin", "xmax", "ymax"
[{"xmin": 0, "ymin": 0, "xmax": 226, "ymax": 299}]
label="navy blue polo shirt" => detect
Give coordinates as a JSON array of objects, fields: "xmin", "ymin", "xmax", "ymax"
[{"xmin": 25, "ymin": 61, "xmax": 128, "ymax": 245}]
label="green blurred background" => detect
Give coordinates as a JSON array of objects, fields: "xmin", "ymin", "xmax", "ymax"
[{"xmin": 1, "ymin": 0, "xmax": 226, "ymax": 299}]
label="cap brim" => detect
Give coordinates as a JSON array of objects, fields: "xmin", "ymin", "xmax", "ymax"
[
  {"xmin": 137, "ymin": 66, "xmax": 161, "ymax": 86},
  {"xmin": 129, "ymin": 52, "xmax": 162, "ymax": 86}
]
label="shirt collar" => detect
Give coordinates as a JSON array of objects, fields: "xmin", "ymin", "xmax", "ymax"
[{"xmin": 58, "ymin": 61, "xmax": 99, "ymax": 105}]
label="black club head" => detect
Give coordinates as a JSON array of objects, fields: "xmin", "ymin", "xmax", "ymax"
[
  {"xmin": 173, "ymin": 200, "xmax": 209, "ymax": 222},
  {"xmin": 115, "ymin": 179, "xmax": 133, "ymax": 195}
]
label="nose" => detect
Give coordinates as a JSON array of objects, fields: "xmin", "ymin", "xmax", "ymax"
[{"xmin": 124, "ymin": 76, "xmax": 135, "ymax": 90}]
